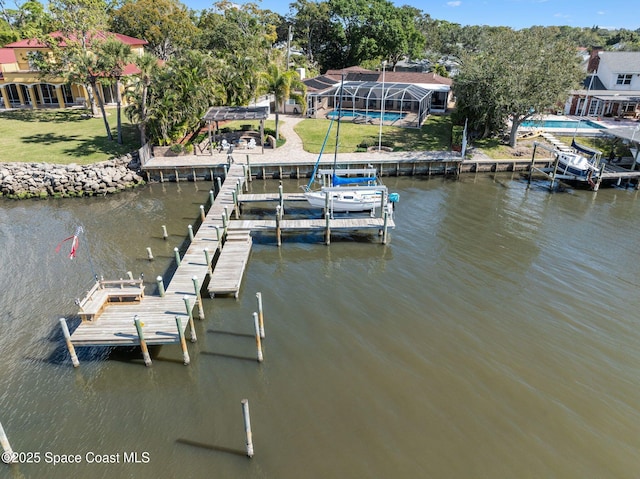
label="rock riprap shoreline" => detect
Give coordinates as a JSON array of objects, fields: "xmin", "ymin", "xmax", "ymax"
[{"xmin": 0, "ymin": 154, "xmax": 145, "ymax": 199}]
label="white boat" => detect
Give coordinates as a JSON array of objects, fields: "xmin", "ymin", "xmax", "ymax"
[
  {"xmin": 556, "ymin": 151, "xmax": 599, "ymax": 177},
  {"xmin": 303, "ymin": 75, "xmax": 398, "ymax": 213}
]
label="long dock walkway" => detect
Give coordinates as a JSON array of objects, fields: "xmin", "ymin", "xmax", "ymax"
[{"xmin": 69, "ymin": 164, "xmax": 247, "ymax": 347}]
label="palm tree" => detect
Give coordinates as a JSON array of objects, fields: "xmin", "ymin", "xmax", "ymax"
[
  {"xmin": 260, "ymin": 63, "xmax": 307, "ymax": 140},
  {"xmin": 125, "ymin": 52, "xmax": 158, "ymax": 146},
  {"xmin": 97, "ymin": 37, "xmax": 133, "ymax": 144}
]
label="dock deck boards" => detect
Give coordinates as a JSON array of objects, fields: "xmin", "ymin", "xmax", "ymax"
[{"xmin": 208, "ymin": 231, "xmax": 252, "ymax": 298}]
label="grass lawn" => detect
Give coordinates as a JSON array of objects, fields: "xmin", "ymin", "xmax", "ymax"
[
  {"xmin": 0, "ymin": 109, "xmax": 139, "ymax": 165},
  {"xmin": 294, "ymin": 115, "xmax": 452, "ymax": 153}
]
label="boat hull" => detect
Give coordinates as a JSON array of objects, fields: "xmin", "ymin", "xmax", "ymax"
[{"xmin": 305, "ymin": 189, "xmax": 384, "ymax": 212}]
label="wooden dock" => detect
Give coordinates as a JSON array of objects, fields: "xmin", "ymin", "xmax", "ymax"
[
  {"xmin": 64, "ymin": 162, "xmax": 395, "ymax": 358},
  {"xmin": 68, "ymin": 164, "xmax": 247, "ymax": 347},
  {"xmin": 208, "ymin": 229, "xmax": 252, "ymax": 298}
]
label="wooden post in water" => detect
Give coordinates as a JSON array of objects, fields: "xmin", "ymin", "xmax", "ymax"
[
  {"xmin": 382, "ymin": 209, "xmax": 389, "ymax": 244},
  {"xmin": 188, "ymin": 224, "xmax": 194, "ymax": 241},
  {"xmin": 183, "ymin": 296, "xmax": 197, "ymax": 342},
  {"xmin": 241, "ymin": 399, "xmax": 254, "ymax": 458},
  {"xmin": 162, "ymin": 225, "xmax": 168, "ymax": 240},
  {"xmin": 133, "ymin": 315, "xmax": 152, "ymax": 367},
  {"xmin": 256, "ymin": 292, "xmax": 265, "ymax": 339},
  {"xmin": 232, "ymin": 190, "xmax": 239, "ymax": 219},
  {"xmin": 146, "ymin": 247, "xmax": 154, "ymax": 261},
  {"xmin": 175, "ymin": 316, "xmax": 190, "ymax": 366},
  {"xmin": 549, "ymin": 153, "xmax": 560, "ymax": 191},
  {"xmin": 278, "ymin": 183, "xmax": 284, "ymax": 216},
  {"xmin": 253, "ymin": 312, "xmax": 264, "ymax": 362},
  {"xmin": 215, "ymin": 226, "xmax": 222, "ymax": 250},
  {"xmin": 275, "ymin": 206, "xmax": 282, "ymax": 246},
  {"xmin": 59, "ymin": 318, "xmax": 79, "ymax": 367},
  {"xmin": 247, "ymin": 157, "xmax": 252, "ymax": 182},
  {"xmin": 0, "ymin": 420, "xmax": 15, "ymax": 463},
  {"xmin": 200, "ymin": 205, "xmax": 206, "ymax": 222},
  {"xmin": 174, "ymin": 247, "xmax": 181, "ymax": 266},
  {"xmin": 204, "ymin": 248, "xmax": 212, "ymax": 275},
  {"xmin": 242, "ymin": 164, "xmax": 248, "ymax": 189},
  {"xmin": 156, "ymin": 276, "xmax": 165, "ymax": 297},
  {"xmin": 216, "ymin": 177, "xmax": 222, "ymax": 195},
  {"xmin": 325, "ymin": 210, "xmax": 331, "ymax": 245},
  {"xmin": 209, "ymin": 189, "xmax": 215, "ymax": 206},
  {"xmin": 528, "ymin": 144, "xmax": 538, "ymax": 185},
  {"xmin": 192, "ymin": 276, "xmax": 205, "ymax": 320}
]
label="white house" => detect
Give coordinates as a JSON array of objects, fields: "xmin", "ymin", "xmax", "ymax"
[{"xmin": 567, "ymin": 49, "xmax": 640, "ymax": 119}]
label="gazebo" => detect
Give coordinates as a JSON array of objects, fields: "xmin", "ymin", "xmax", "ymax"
[{"xmin": 202, "ymin": 106, "xmax": 269, "ymax": 155}]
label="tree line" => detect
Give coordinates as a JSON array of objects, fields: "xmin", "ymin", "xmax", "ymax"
[{"xmin": 0, "ymin": 0, "xmax": 638, "ymax": 148}]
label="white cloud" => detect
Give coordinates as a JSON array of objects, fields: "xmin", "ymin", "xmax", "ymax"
[
  {"xmin": 597, "ymin": 10, "xmax": 606, "ymax": 15},
  {"xmin": 447, "ymin": 1, "xmax": 462, "ymax": 6}
]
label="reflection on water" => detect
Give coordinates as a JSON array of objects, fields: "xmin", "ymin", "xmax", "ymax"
[{"xmin": 1, "ymin": 175, "xmax": 640, "ymax": 478}]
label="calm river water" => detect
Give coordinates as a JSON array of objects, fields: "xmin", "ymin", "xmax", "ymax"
[{"xmin": 1, "ymin": 173, "xmax": 640, "ymax": 478}]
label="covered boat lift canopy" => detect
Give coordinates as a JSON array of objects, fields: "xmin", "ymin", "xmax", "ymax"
[
  {"xmin": 605, "ymin": 125, "xmax": 640, "ymax": 168},
  {"xmin": 202, "ymin": 106, "xmax": 269, "ymax": 155}
]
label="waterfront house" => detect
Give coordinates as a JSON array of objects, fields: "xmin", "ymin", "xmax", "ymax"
[
  {"xmin": 0, "ymin": 31, "xmax": 147, "ymax": 110},
  {"xmin": 302, "ymin": 66, "xmax": 453, "ymax": 128},
  {"xmin": 566, "ymin": 49, "xmax": 640, "ymax": 119}
]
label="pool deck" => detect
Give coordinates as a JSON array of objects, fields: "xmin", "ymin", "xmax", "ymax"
[{"xmin": 518, "ymin": 115, "xmax": 639, "ymax": 136}]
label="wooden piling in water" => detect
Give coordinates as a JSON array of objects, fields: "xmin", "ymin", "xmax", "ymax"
[
  {"xmin": 204, "ymin": 248, "xmax": 212, "ymax": 274},
  {"xmin": 325, "ymin": 211, "xmax": 331, "ymax": 245},
  {"xmin": 253, "ymin": 312, "xmax": 264, "ymax": 362},
  {"xmin": 175, "ymin": 316, "xmax": 190, "ymax": 366},
  {"xmin": 200, "ymin": 205, "xmax": 206, "ymax": 222},
  {"xmin": 256, "ymin": 292, "xmax": 265, "ymax": 339},
  {"xmin": 174, "ymin": 247, "xmax": 181, "ymax": 266},
  {"xmin": 241, "ymin": 399, "xmax": 254, "ymax": 458},
  {"xmin": 0, "ymin": 420, "xmax": 15, "ymax": 464},
  {"xmin": 209, "ymin": 189, "xmax": 215, "ymax": 206},
  {"xmin": 59, "ymin": 318, "xmax": 79, "ymax": 368},
  {"xmin": 183, "ymin": 296, "xmax": 197, "ymax": 342},
  {"xmin": 156, "ymin": 276, "xmax": 165, "ymax": 297},
  {"xmin": 275, "ymin": 206, "xmax": 281, "ymax": 246},
  {"xmin": 133, "ymin": 315, "xmax": 152, "ymax": 367},
  {"xmin": 192, "ymin": 276, "xmax": 205, "ymax": 320},
  {"xmin": 188, "ymin": 224, "xmax": 194, "ymax": 241},
  {"xmin": 382, "ymin": 210, "xmax": 389, "ymax": 244},
  {"xmin": 146, "ymin": 247, "xmax": 154, "ymax": 261},
  {"xmin": 162, "ymin": 224, "xmax": 168, "ymax": 240}
]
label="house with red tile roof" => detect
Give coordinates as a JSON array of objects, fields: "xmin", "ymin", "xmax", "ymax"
[
  {"xmin": 302, "ymin": 66, "xmax": 453, "ymax": 128},
  {"xmin": 0, "ymin": 31, "xmax": 147, "ymax": 110}
]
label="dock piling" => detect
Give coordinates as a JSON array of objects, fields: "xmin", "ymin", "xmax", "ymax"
[
  {"xmin": 175, "ymin": 316, "xmax": 190, "ymax": 365},
  {"xmin": 200, "ymin": 205, "xmax": 206, "ymax": 222},
  {"xmin": 156, "ymin": 276, "xmax": 165, "ymax": 297},
  {"xmin": 146, "ymin": 247, "xmax": 154, "ymax": 261},
  {"xmin": 174, "ymin": 247, "xmax": 181, "ymax": 266},
  {"xmin": 209, "ymin": 189, "xmax": 215, "ymax": 206},
  {"xmin": 241, "ymin": 399, "xmax": 254, "ymax": 458},
  {"xmin": 275, "ymin": 206, "xmax": 282, "ymax": 246},
  {"xmin": 216, "ymin": 177, "xmax": 222, "ymax": 195},
  {"xmin": 59, "ymin": 318, "xmax": 80, "ymax": 367},
  {"xmin": 382, "ymin": 210, "xmax": 389, "ymax": 244},
  {"xmin": 253, "ymin": 312, "xmax": 264, "ymax": 362},
  {"xmin": 204, "ymin": 248, "xmax": 212, "ymax": 274},
  {"xmin": 256, "ymin": 292, "xmax": 265, "ymax": 339},
  {"xmin": 0, "ymin": 420, "xmax": 15, "ymax": 464},
  {"xmin": 183, "ymin": 296, "xmax": 197, "ymax": 342},
  {"xmin": 133, "ymin": 315, "xmax": 152, "ymax": 367},
  {"xmin": 192, "ymin": 276, "xmax": 205, "ymax": 320},
  {"xmin": 188, "ymin": 224, "xmax": 194, "ymax": 241},
  {"xmin": 162, "ymin": 225, "xmax": 168, "ymax": 240}
]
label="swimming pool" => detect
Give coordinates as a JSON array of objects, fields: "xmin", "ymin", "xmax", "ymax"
[
  {"xmin": 327, "ymin": 110, "xmax": 407, "ymax": 122},
  {"xmin": 521, "ymin": 119, "xmax": 606, "ymax": 130}
]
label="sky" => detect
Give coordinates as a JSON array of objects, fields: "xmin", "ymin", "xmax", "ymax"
[{"xmin": 182, "ymin": 0, "xmax": 639, "ymax": 31}]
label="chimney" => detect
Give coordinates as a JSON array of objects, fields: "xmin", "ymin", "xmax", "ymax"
[{"xmin": 587, "ymin": 46, "xmax": 603, "ymax": 73}]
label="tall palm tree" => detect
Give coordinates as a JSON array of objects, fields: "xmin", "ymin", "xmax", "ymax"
[
  {"xmin": 97, "ymin": 37, "xmax": 133, "ymax": 144},
  {"xmin": 125, "ymin": 52, "xmax": 158, "ymax": 146},
  {"xmin": 260, "ymin": 63, "xmax": 307, "ymax": 140}
]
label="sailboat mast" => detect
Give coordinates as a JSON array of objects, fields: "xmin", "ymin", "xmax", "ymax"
[{"xmin": 332, "ymin": 74, "xmax": 345, "ymax": 181}]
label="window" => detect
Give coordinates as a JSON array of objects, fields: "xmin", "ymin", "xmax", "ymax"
[{"xmin": 616, "ymin": 74, "xmax": 632, "ymax": 85}]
